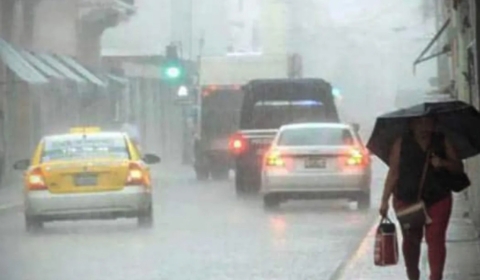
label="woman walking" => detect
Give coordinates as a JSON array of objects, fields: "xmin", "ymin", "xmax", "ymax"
[{"xmin": 378, "ymin": 116, "xmax": 463, "ymax": 280}]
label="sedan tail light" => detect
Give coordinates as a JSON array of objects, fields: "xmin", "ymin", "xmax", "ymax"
[
  {"xmin": 263, "ymin": 150, "xmax": 295, "ymax": 171},
  {"xmin": 27, "ymin": 167, "xmax": 47, "ymax": 191},
  {"xmin": 126, "ymin": 162, "xmax": 149, "ymax": 186},
  {"xmin": 344, "ymin": 148, "xmax": 369, "ymax": 167},
  {"xmin": 265, "ymin": 150, "xmax": 285, "ymax": 167}
]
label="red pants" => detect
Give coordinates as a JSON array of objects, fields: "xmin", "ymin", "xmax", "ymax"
[{"xmin": 394, "ymin": 195, "xmax": 452, "ymax": 280}]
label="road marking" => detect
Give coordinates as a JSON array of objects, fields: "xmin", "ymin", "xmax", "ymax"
[{"xmin": 329, "ymin": 212, "xmax": 380, "ymax": 280}]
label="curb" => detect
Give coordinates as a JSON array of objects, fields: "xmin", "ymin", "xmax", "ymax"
[{"xmin": 329, "ymin": 211, "xmax": 380, "ymax": 280}]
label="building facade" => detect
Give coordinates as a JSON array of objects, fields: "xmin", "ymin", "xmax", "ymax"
[
  {"xmin": 422, "ymin": 0, "xmax": 479, "ymax": 228},
  {"xmin": 0, "ymin": 0, "xmax": 135, "ymax": 184},
  {"xmin": 168, "ymin": 0, "xmax": 287, "ymax": 58}
]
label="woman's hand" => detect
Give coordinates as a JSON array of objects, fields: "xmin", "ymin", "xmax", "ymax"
[
  {"xmin": 431, "ymin": 153, "xmax": 444, "ymax": 169},
  {"xmin": 379, "ymin": 200, "xmax": 389, "ymax": 217}
]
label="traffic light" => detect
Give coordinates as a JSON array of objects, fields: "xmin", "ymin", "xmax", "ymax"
[
  {"xmin": 332, "ymin": 87, "xmax": 341, "ymax": 97},
  {"xmin": 332, "ymin": 87, "xmax": 343, "ymax": 101},
  {"xmin": 162, "ymin": 61, "xmax": 184, "ymax": 81},
  {"xmin": 161, "ymin": 44, "xmax": 186, "ymax": 85}
]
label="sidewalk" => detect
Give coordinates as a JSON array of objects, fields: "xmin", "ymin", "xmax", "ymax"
[
  {"xmin": 0, "ymin": 185, "xmax": 22, "ymax": 210},
  {"xmin": 0, "ymin": 170, "xmax": 23, "ymax": 210},
  {"xmin": 338, "ymin": 193, "xmax": 480, "ymax": 280}
]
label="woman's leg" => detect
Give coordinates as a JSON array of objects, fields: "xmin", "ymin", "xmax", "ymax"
[
  {"xmin": 425, "ymin": 195, "xmax": 453, "ymax": 280},
  {"xmin": 394, "ymin": 198, "xmax": 424, "ymax": 280},
  {"xmin": 402, "ymin": 227, "xmax": 423, "ymax": 280}
]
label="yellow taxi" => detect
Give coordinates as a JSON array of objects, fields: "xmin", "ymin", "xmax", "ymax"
[{"xmin": 13, "ymin": 127, "xmax": 161, "ymax": 231}]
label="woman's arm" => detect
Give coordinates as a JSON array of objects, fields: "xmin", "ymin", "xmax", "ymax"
[
  {"xmin": 440, "ymin": 138, "xmax": 464, "ymax": 173},
  {"xmin": 381, "ymin": 138, "xmax": 401, "ymax": 204}
]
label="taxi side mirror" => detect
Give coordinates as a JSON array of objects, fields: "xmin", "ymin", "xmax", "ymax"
[
  {"xmin": 13, "ymin": 159, "xmax": 30, "ymax": 171},
  {"xmin": 142, "ymin": 154, "xmax": 161, "ymax": 164}
]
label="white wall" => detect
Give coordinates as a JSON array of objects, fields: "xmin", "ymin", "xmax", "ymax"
[
  {"xmin": 102, "ymin": 0, "xmax": 171, "ymax": 55},
  {"xmin": 227, "ymin": 0, "xmax": 261, "ymax": 53},
  {"xmin": 33, "ymin": 0, "xmax": 77, "ymax": 55}
]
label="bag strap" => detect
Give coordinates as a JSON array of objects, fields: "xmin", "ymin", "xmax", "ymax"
[
  {"xmin": 381, "ymin": 216, "xmax": 393, "ymax": 224},
  {"xmin": 417, "ymin": 148, "xmax": 432, "ymax": 201}
]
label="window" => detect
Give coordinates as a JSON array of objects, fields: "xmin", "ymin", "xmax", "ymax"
[
  {"xmin": 278, "ymin": 127, "xmax": 353, "ymax": 146},
  {"xmin": 251, "ymin": 100, "xmax": 326, "ymax": 129},
  {"xmin": 41, "ymin": 134, "xmax": 129, "ymax": 162}
]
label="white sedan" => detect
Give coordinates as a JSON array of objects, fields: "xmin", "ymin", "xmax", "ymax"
[{"xmin": 261, "ymin": 123, "xmax": 372, "ymax": 209}]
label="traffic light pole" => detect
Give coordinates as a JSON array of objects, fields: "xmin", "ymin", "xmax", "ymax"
[
  {"xmin": 181, "ymin": 104, "xmax": 189, "ymax": 164},
  {"xmin": 195, "ymin": 35, "xmax": 205, "ymax": 144}
]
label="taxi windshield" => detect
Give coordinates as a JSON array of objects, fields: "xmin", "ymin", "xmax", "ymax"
[{"xmin": 41, "ymin": 134, "xmax": 130, "ymax": 162}]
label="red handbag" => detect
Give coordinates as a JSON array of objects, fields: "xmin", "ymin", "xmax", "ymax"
[{"xmin": 374, "ymin": 217, "xmax": 399, "ymax": 266}]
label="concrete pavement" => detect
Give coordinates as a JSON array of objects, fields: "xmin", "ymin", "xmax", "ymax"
[
  {"xmin": 336, "ymin": 192, "xmax": 480, "ymax": 280},
  {"xmin": 0, "ymin": 163, "xmax": 385, "ymax": 280}
]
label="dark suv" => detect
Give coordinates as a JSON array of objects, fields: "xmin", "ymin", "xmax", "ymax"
[{"xmin": 230, "ymin": 79, "xmax": 341, "ymax": 194}]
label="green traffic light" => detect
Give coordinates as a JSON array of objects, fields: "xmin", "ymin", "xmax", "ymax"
[
  {"xmin": 160, "ymin": 59, "xmax": 187, "ymax": 85},
  {"xmin": 166, "ymin": 66, "xmax": 181, "ymax": 78}
]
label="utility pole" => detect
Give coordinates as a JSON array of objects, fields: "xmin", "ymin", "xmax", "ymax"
[{"xmin": 188, "ymin": 0, "xmax": 193, "ymax": 60}]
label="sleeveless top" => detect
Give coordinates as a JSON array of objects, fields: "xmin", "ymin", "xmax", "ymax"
[{"xmin": 395, "ymin": 131, "xmax": 451, "ymax": 206}]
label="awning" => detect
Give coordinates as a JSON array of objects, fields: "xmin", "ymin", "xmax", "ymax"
[
  {"xmin": 115, "ymin": 0, "xmax": 136, "ymax": 14},
  {"xmin": 56, "ymin": 55, "xmax": 106, "ymax": 87},
  {"xmin": 0, "ymin": 38, "xmax": 48, "ymax": 84},
  {"xmin": 21, "ymin": 51, "xmax": 64, "ymax": 79},
  {"xmin": 36, "ymin": 54, "xmax": 86, "ymax": 83},
  {"xmin": 413, "ymin": 18, "xmax": 451, "ymax": 68},
  {"xmin": 107, "ymin": 73, "xmax": 129, "ymax": 85}
]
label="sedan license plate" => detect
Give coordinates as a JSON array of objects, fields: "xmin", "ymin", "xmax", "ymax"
[
  {"xmin": 304, "ymin": 157, "xmax": 326, "ymax": 169},
  {"xmin": 74, "ymin": 174, "xmax": 98, "ymax": 186}
]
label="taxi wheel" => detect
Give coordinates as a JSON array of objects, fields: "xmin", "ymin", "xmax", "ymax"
[
  {"xmin": 138, "ymin": 206, "xmax": 153, "ymax": 228},
  {"xmin": 25, "ymin": 216, "xmax": 43, "ymax": 232}
]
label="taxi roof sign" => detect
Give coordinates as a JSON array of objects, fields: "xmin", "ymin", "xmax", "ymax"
[{"xmin": 69, "ymin": 127, "xmax": 101, "ymax": 134}]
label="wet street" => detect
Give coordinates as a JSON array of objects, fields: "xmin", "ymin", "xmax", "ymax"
[{"xmin": 0, "ymin": 160, "xmax": 386, "ymax": 280}]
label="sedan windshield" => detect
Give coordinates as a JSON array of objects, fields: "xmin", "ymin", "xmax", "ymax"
[{"xmin": 277, "ymin": 127, "xmax": 354, "ymax": 146}]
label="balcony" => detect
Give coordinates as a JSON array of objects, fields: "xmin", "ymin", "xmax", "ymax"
[{"xmin": 77, "ymin": 0, "xmax": 136, "ymax": 28}]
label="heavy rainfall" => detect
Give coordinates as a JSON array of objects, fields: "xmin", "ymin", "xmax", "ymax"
[{"xmin": 0, "ymin": 0, "xmax": 479, "ymax": 280}]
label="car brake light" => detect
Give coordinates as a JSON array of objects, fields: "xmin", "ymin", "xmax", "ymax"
[
  {"xmin": 27, "ymin": 167, "xmax": 47, "ymax": 191},
  {"xmin": 126, "ymin": 162, "xmax": 148, "ymax": 186},
  {"xmin": 345, "ymin": 148, "xmax": 368, "ymax": 166},
  {"xmin": 233, "ymin": 139, "xmax": 243, "ymax": 149},
  {"xmin": 265, "ymin": 150, "xmax": 285, "ymax": 167},
  {"xmin": 229, "ymin": 134, "xmax": 247, "ymax": 154}
]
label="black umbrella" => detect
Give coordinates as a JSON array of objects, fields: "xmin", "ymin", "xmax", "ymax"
[{"xmin": 366, "ymin": 100, "xmax": 480, "ymax": 165}]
